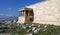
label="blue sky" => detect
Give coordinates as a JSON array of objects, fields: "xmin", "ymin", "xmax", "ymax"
[{"xmin": 0, "ymin": 0, "xmax": 44, "ymax": 17}]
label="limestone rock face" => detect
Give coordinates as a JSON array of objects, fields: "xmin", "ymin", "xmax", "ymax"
[
  {"xmin": 17, "ymin": 0, "xmax": 60, "ymax": 25},
  {"xmin": 26, "ymin": 0, "xmax": 60, "ymax": 25},
  {"xmin": 17, "ymin": 16, "xmax": 25, "ymax": 23}
]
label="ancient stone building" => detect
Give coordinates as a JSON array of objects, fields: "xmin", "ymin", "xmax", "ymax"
[{"xmin": 17, "ymin": 0, "xmax": 60, "ymax": 25}]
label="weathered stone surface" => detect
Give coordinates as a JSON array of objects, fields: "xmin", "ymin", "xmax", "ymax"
[
  {"xmin": 17, "ymin": 16, "xmax": 25, "ymax": 23},
  {"xmin": 26, "ymin": 0, "xmax": 60, "ymax": 25},
  {"xmin": 17, "ymin": 0, "xmax": 60, "ymax": 25}
]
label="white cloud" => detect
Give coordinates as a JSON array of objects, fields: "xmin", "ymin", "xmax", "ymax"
[
  {"xmin": 0, "ymin": 14, "xmax": 13, "ymax": 16},
  {"xmin": 6, "ymin": 14, "xmax": 15, "ymax": 17},
  {"xmin": 0, "ymin": 14, "xmax": 4, "ymax": 16},
  {"xmin": 0, "ymin": 14, "xmax": 17, "ymax": 17},
  {"xmin": 7, "ymin": 8, "xmax": 12, "ymax": 10}
]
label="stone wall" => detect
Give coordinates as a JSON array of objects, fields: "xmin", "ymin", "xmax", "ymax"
[
  {"xmin": 26, "ymin": 0, "xmax": 60, "ymax": 25},
  {"xmin": 17, "ymin": 16, "xmax": 25, "ymax": 23}
]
